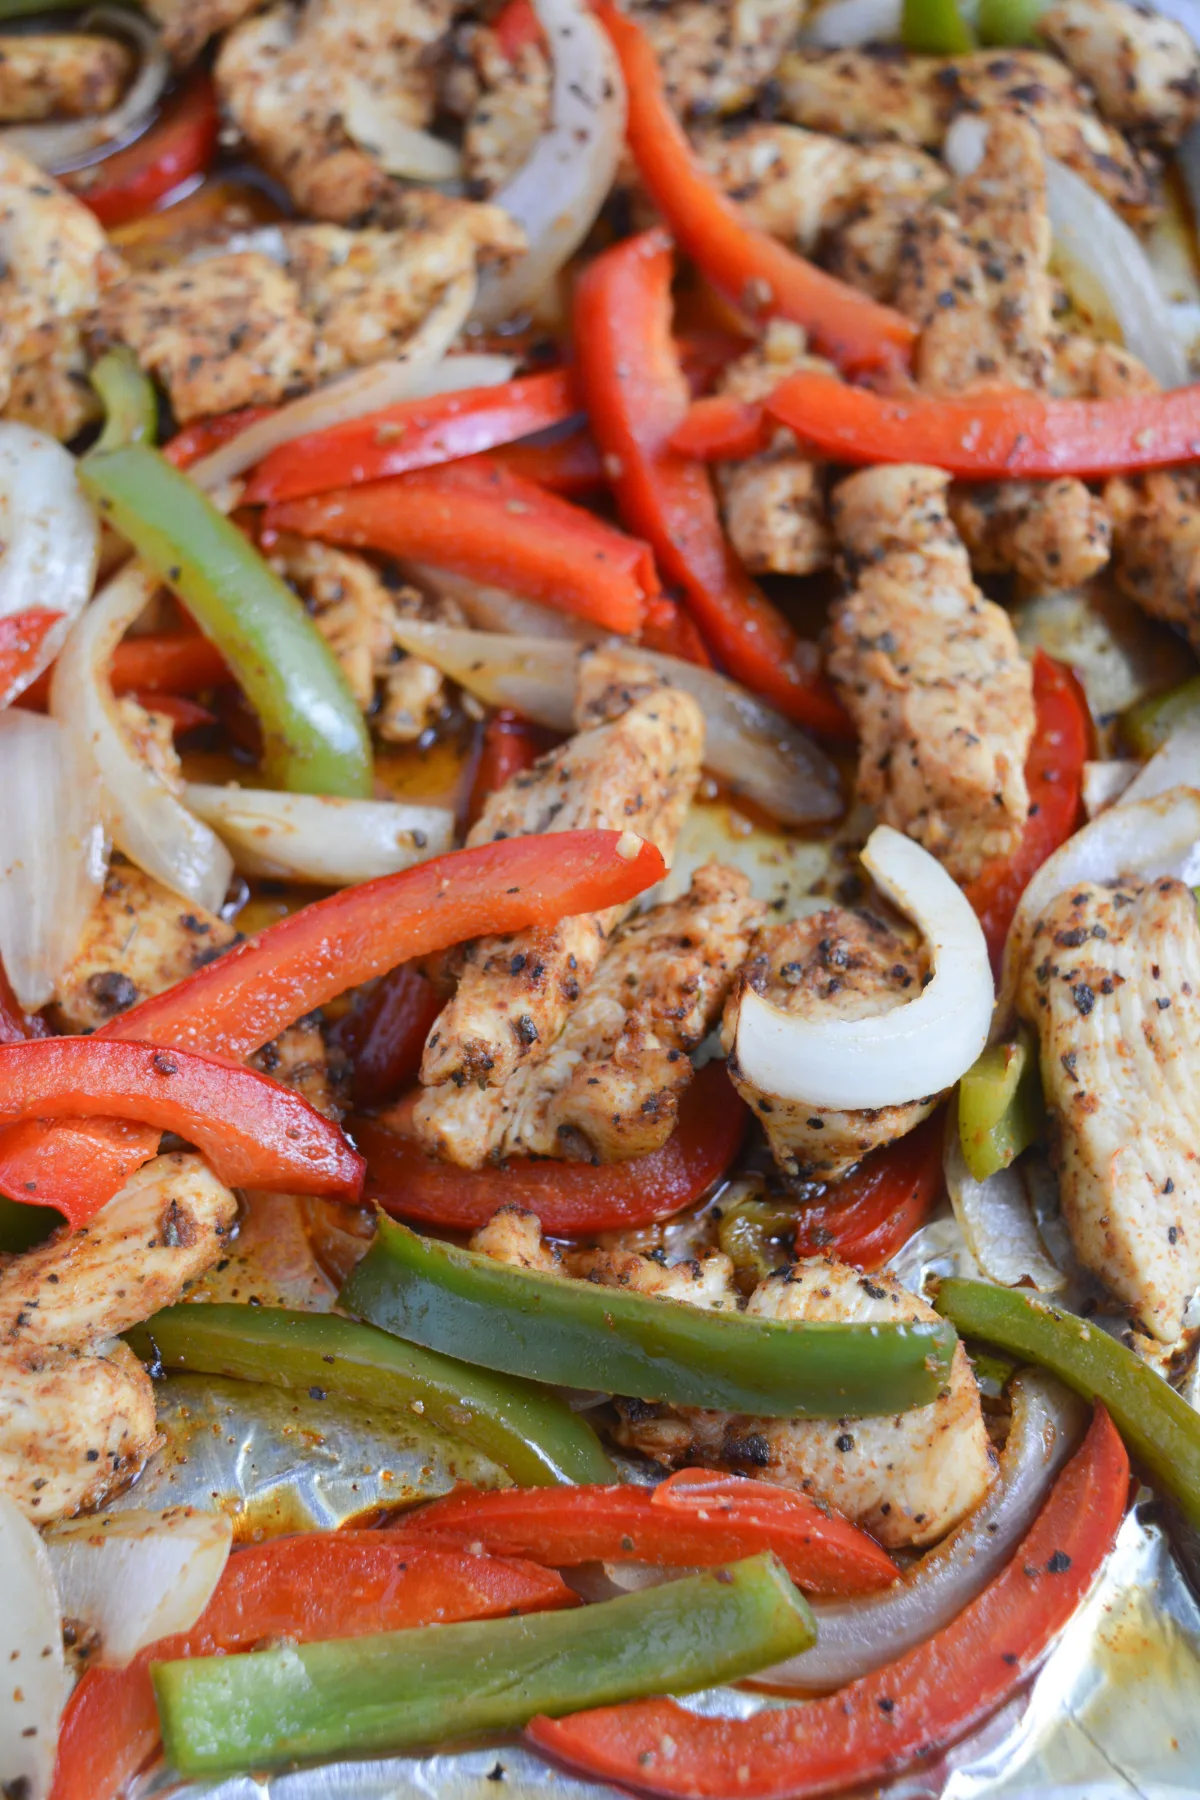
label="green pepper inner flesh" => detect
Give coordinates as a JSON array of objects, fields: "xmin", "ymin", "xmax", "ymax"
[
  {"xmin": 902, "ymin": 0, "xmax": 975, "ymax": 53},
  {"xmin": 89, "ymin": 348, "xmax": 159, "ymax": 455},
  {"xmin": 957, "ymin": 1025, "xmax": 1043, "ymax": 1182},
  {"xmin": 1121, "ymin": 674, "xmax": 1200, "ymax": 758}
]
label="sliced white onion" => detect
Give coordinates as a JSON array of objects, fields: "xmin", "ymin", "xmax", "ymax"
[
  {"xmin": 0, "ymin": 422, "xmax": 100, "ymax": 707},
  {"xmin": 404, "ymin": 563, "xmax": 598, "ymax": 642},
  {"xmin": 44, "ymin": 1505, "xmax": 231, "ymax": 1669},
  {"xmin": 184, "ymin": 784, "xmax": 454, "ymax": 885},
  {"xmin": 1122, "ymin": 721, "xmax": 1200, "ymax": 806},
  {"xmin": 759, "ymin": 1372, "xmax": 1086, "ymax": 1692},
  {"xmin": 943, "ymin": 117, "xmax": 1189, "ymax": 389},
  {"xmin": 473, "ymin": 0, "xmax": 627, "ymax": 327},
  {"xmin": 0, "ymin": 710, "xmax": 106, "ymax": 1009},
  {"xmin": 734, "ymin": 825, "xmax": 993, "ymax": 1109},
  {"xmin": 189, "ymin": 270, "xmax": 478, "ymax": 491},
  {"xmin": 944, "ymin": 1107, "xmax": 1066, "ymax": 1292},
  {"xmin": 386, "ymin": 622, "xmax": 843, "ymax": 826},
  {"xmin": 342, "ymin": 86, "xmax": 463, "ymax": 181},
  {"xmin": 50, "ymin": 564, "xmax": 234, "ymax": 913},
  {"xmin": 4, "ymin": 8, "xmax": 168, "ymax": 175},
  {"xmin": 0, "ymin": 1492, "xmax": 64, "ymax": 1800},
  {"xmin": 1082, "ymin": 759, "xmax": 1138, "ymax": 818},
  {"xmin": 800, "ymin": 0, "xmax": 901, "ymax": 46}
]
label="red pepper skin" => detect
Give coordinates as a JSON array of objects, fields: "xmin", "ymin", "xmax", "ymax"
[
  {"xmin": 670, "ymin": 393, "xmax": 769, "ymax": 461},
  {"xmin": 17, "ymin": 631, "xmax": 231, "ymax": 716},
  {"xmin": 965, "ymin": 651, "xmax": 1090, "ymax": 972},
  {"xmin": 766, "ymin": 371, "xmax": 1200, "ymax": 479},
  {"xmin": 793, "ymin": 1111, "xmax": 945, "ymax": 1271},
  {"xmin": 242, "ymin": 371, "xmax": 580, "ymax": 505},
  {"xmin": 0, "ymin": 1038, "xmax": 363, "ymax": 1212},
  {"xmin": 492, "ymin": 425, "xmax": 605, "ymax": 496},
  {"xmin": 130, "ymin": 691, "xmax": 215, "ymax": 734},
  {"xmin": 331, "ymin": 962, "xmax": 444, "ymax": 1109},
  {"xmin": 163, "ymin": 406, "xmax": 276, "ymax": 471},
  {"xmin": 467, "ymin": 709, "xmax": 546, "ymax": 830},
  {"xmin": 353, "ymin": 1059, "xmax": 746, "ymax": 1235},
  {"xmin": 0, "ymin": 832, "xmax": 666, "ymax": 1221},
  {"xmin": 64, "ymin": 73, "xmax": 219, "ymax": 229},
  {"xmin": 596, "ymin": 5, "xmax": 915, "ymax": 377},
  {"xmin": 265, "ymin": 457, "xmax": 657, "ymax": 636},
  {"xmin": 402, "ymin": 1470, "xmax": 898, "ymax": 1596},
  {"xmin": 0, "ymin": 608, "xmax": 64, "ymax": 705},
  {"xmin": 573, "ymin": 228, "xmax": 851, "ymax": 737},
  {"xmin": 639, "ymin": 596, "xmax": 713, "ymax": 666},
  {"xmin": 527, "ymin": 1405, "xmax": 1129, "ymax": 1798},
  {"xmin": 50, "ymin": 1531, "xmax": 574, "ymax": 1800},
  {"xmin": 493, "ymin": 0, "xmax": 544, "ymax": 57}
]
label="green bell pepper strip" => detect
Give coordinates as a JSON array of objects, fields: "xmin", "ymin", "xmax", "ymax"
[
  {"xmin": 957, "ymin": 1024, "xmax": 1043, "ymax": 1182},
  {"xmin": 977, "ymin": 0, "xmax": 1046, "ymax": 44},
  {"xmin": 78, "ymin": 447, "xmax": 372, "ymax": 798},
  {"xmin": 152, "ymin": 1553, "xmax": 815, "ymax": 1777},
  {"xmin": 342, "ymin": 1217, "xmax": 959, "ymax": 1417},
  {"xmin": 89, "ymin": 348, "xmax": 158, "ymax": 455},
  {"xmin": 902, "ymin": 0, "xmax": 975, "ymax": 53},
  {"xmin": 124, "ymin": 1303, "xmax": 614, "ymax": 1488},
  {"xmin": 936, "ymin": 1279, "xmax": 1200, "ymax": 1528},
  {"xmin": 1121, "ymin": 674, "xmax": 1200, "ymax": 758}
]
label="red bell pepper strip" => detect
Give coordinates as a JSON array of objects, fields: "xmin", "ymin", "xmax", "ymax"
[
  {"xmin": 0, "ymin": 1038, "xmax": 363, "ymax": 1209},
  {"xmin": 596, "ymin": 4, "xmax": 915, "ymax": 377},
  {"xmin": 109, "ymin": 631, "xmax": 230, "ymax": 695},
  {"xmin": 264, "ymin": 457, "xmax": 657, "ymax": 636},
  {"xmin": 352, "ymin": 1059, "xmax": 745, "ymax": 1235},
  {"xmin": 794, "ymin": 1110, "xmax": 945, "ymax": 1270},
  {"xmin": 965, "ymin": 650, "xmax": 1090, "ymax": 972},
  {"xmin": 0, "ymin": 832, "xmax": 666, "ymax": 1222},
  {"xmin": 492, "ymin": 424, "xmax": 605, "ymax": 496},
  {"xmin": 670, "ymin": 392, "xmax": 770, "ymax": 461},
  {"xmin": 527, "ymin": 1404, "xmax": 1128, "ymax": 1798},
  {"xmin": 573, "ymin": 228, "xmax": 852, "ymax": 737},
  {"xmin": 639, "ymin": 595, "xmax": 712, "ymax": 666},
  {"xmin": 494, "ymin": 0, "xmax": 545, "ymax": 58},
  {"xmin": 402, "ymin": 1470, "xmax": 898, "ymax": 1596},
  {"xmin": 131, "ymin": 691, "xmax": 215, "ymax": 734},
  {"xmin": 765, "ymin": 370, "xmax": 1200, "ymax": 479},
  {"xmin": 243, "ymin": 371, "xmax": 580, "ymax": 505},
  {"xmin": 677, "ymin": 329, "xmax": 753, "ymax": 397},
  {"xmin": 51, "ymin": 1530, "xmax": 574, "ymax": 1800},
  {"xmin": 466, "ymin": 708, "xmax": 548, "ymax": 829},
  {"xmin": 63, "ymin": 72, "xmax": 220, "ymax": 229},
  {"xmin": 0, "ymin": 608, "xmax": 64, "ymax": 706},
  {"xmin": 331, "ymin": 961, "xmax": 444, "ymax": 1109},
  {"xmin": 164, "ymin": 406, "xmax": 275, "ymax": 471}
]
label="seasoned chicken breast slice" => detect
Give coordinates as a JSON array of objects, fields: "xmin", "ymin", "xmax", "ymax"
[
  {"xmin": 0, "ymin": 33, "xmax": 131, "ymax": 122},
  {"xmin": 0, "ymin": 1341, "xmax": 158, "ymax": 1522},
  {"xmin": 829, "ymin": 465, "xmax": 1035, "ymax": 884},
  {"xmin": 417, "ymin": 865, "xmax": 763, "ymax": 1168},
  {"xmin": 630, "ymin": 0, "xmax": 802, "ymax": 117},
  {"xmin": 1018, "ymin": 876, "xmax": 1200, "ymax": 1344},
  {"xmin": 1105, "ymin": 469, "xmax": 1200, "ymax": 657},
  {"xmin": 950, "ymin": 479, "xmax": 1112, "ymax": 593},
  {"xmin": 1040, "ymin": 0, "xmax": 1200, "ymax": 146},
  {"xmin": 722, "ymin": 907, "xmax": 938, "ymax": 1184},
  {"xmin": 456, "ymin": 23, "xmax": 552, "ymax": 195},
  {"xmin": 144, "ymin": 0, "xmax": 263, "ymax": 66}
]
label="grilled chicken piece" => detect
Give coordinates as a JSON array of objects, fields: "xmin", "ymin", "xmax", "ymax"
[
  {"xmin": 0, "ymin": 1155, "xmax": 237, "ymax": 1351},
  {"xmin": 950, "ymin": 479, "xmax": 1112, "ymax": 592},
  {"xmin": 631, "ymin": 0, "xmax": 802, "ymax": 117},
  {"xmin": 471, "ymin": 1204, "xmax": 563, "ymax": 1273},
  {"xmin": 1105, "ymin": 469, "xmax": 1200, "ymax": 657},
  {"xmin": 0, "ymin": 33, "xmax": 131, "ymax": 122},
  {"xmin": 0, "ymin": 144, "xmax": 119, "ymax": 440},
  {"xmin": 454, "ymin": 23, "xmax": 552, "ymax": 195},
  {"xmin": 418, "ymin": 654, "xmax": 704, "ymax": 1099},
  {"xmin": 1018, "ymin": 876, "xmax": 1200, "ymax": 1344},
  {"xmin": 0, "ymin": 1342, "xmax": 158, "ymax": 1521},
  {"xmin": 722, "ymin": 908, "xmax": 937, "ymax": 1184},
  {"xmin": 828, "ymin": 466, "xmax": 1035, "ymax": 885},
  {"xmin": 779, "ymin": 46, "xmax": 1156, "ymax": 220},
  {"xmin": 1040, "ymin": 0, "xmax": 1200, "ymax": 146},
  {"xmin": 570, "ymin": 1244, "xmax": 741, "ymax": 1310},
  {"xmin": 144, "ymin": 0, "xmax": 262, "ymax": 66},
  {"xmin": 417, "ymin": 865, "xmax": 763, "ymax": 1168},
  {"xmin": 712, "ymin": 322, "xmax": 834, "ymax": 578},
  {"xmin": 267, "ymin": 533, "xmax": 456, "ymax": 743}
]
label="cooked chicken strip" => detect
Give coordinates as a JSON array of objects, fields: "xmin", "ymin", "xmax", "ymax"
[
  {"xmin": 0, "ymin": 33, "xmax": 131, "ymax": 123},
  {"xmin": 1018, "ymin": 876, "xmax": 1200, "ymax": 1344},
  {"xmin": 471, "ymin": 1204, "xmax": 563, "ymax": 1273},
  {"xmin": 722, "ymin": 907, "xmax": 938, "ymax": 1184},
  {"xmin": 1040, "ymin": 0, "xmax": 1200, "ymax": 146},
  {"xmin": 1105, "ymin": 469, "xmax": 1200, "ymax": 657},
  {"xmin": 0, "ymin": 143, "xmax": 120, "ymax": 440},
  {"xmin": 0, "ymin": 1155, "xmax": 236, "ymax": 1351},
  {"xmin": 418, "ymin": 656, "xmax": 704, "ymax": 1098},
  {"xmin": 829, "ymin": 465, "xmax": 1036, "ymax": 884},
  {"xmin": 631, "ymin": 0, "xmax": 802, "ymax": 117},
  {"xmin": 571, "ymin": 1244, "xmax": 741, "ymax": 1310},
  {"xmin": 418, "ymin": 865, "xmax": 763, "ymax": 1168},
  {"xmin": 455, "ymin": 23, "xmax": 552, "ymax": 195},
  {"xmin": 779, "ymin": 45, "xmax": 1156, "ymax": 220},
  {"xmin": 950, "ymin": 479, "xmax": 1112, "ymax": 593},
  {"xmin": 0, "ymin": 1342, "xmax": 158, "ymax": 1521},
  {"xmin": 144, "ymin": 0, "xmax": 262, "ymax": 66}
]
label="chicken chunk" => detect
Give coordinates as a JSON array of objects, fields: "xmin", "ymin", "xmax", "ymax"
[
  {"xmin": 0, "ymin": 33, "xmax": 131, "ymax": 123},
  {"xmin": 950, "ymin": 478, "xmax": 1112, "ymax": 592},
  {"xmin": 418, "ymin": 658, "xmax": 704, "ymax": 1098},
  {"xmin": 0, "ymin": 1155, "xmax": 237, "ymax": 1352},
  {"xmin": 1040, "ymin": 0, "xmax": 1200, "ymax": 146},
  {"xmin": 722, "ymin": 908, "xmax": 938, "ymax": 1184},
  {"xmin": 144, "ymin": 0, "xmax": 262, "ymax": 66},
  {"xmin": 779, "ymin": 46, "xmax": 1156, "ymax": 220},
  {"xmin": 0, "ymin": 1342, "xmax": 158, "ymax": 1521},
  {"xmin": 1105, "ymin": 469, "xmax": 1200, "ymax": 656},
  {"xmin": 418, "ymin": 865, "xmax": 763, "ymax": 1168},
  {"xmin": 267, "ymin": 533, "xmax": 455, "ymax": 743},
  {"xmin": 570, "ymin": 1245, "xmax": 741, "ymax": 1311},
  {"xmin": 828, "ymin": 466, "xmax": 1036, "ymax": 884},
  {"xmin": 470, "ymin": 1204, "xmax": 562, "ymax": 1274},
  {"xmin": 631, "ymin": 0, "xmax": 803, "ymax": 117},
  {"xmin": 455, "ymin": 23, "xmax": 552, "ymax": 196},
  {"xmin": 0, "ymin": 144, "xmax": 118, "ymax": 440},
  {"xmin": 1018, "ymin": 876, "xmax": 1200, "ymax": 1343}
]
